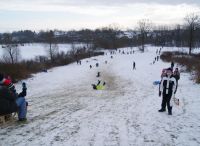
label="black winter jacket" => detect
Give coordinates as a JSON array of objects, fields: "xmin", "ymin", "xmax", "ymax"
[
  {"xmin": 0, "ymin": 86, "xmax": 18, "ymax": 115},
  {"xmin": 160, "ymin": 76, "xmax": 177, "ymax": 96}
]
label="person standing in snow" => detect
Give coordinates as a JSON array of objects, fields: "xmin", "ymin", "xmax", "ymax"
[
  {"xmin": 171, "ymin": 61, "xmax": 174, "ymax": 71},
  {"xmin": 0, "ymin": 73, "xmax": 28, "ymax": 121},
  {"xmin": 173, "ymin": 68, "xmax": 180, "ymax": 94},
  {"xmin": 157, "ymin": 56, "xmax": 159, "ymax": 61},
  {"xmin": 133, "ymin": 61, "xmax": 136, "ymax": 70},
  {"xmin": 159, "ymin": 68, "xmax": 177, "ymax": 115}
]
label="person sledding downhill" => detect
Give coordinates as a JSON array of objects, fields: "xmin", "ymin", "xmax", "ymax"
[
  {"xmin": 158, "ymin": 68, "xmax": 177, "ymax": 115},
  {"xmin": 92, "ymin": 80, "xmax": 106, "ymax": 90},
  {"xmin": 0, "ymin": 73, "xmax": 28, "ymax": 122}
]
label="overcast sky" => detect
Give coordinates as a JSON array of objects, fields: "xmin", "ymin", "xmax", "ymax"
[{"xmin": 0, "ymin": 0, "xmax": 200, "ymax": 32}]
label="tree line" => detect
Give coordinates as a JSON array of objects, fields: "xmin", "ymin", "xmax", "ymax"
[{"xmin": 0, "ymin": 12, "xmax": 200, "ymax": 56}]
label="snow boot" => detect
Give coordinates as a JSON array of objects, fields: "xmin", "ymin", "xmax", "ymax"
[
  {"xmin": 168, "ymin": 106, "xmax": 172, "ymax": 115},
  {"xmin": 18, "ymin": 118, "xmax": 27, "ymax": 122},
  {"xmin": 158, "ymin": 108, "xmax": 166, "ymax": 112}
]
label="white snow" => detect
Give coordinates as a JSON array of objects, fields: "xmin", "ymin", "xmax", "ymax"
[
  {"xmin": 0, "ymin": 46, "xmax": 200, "ymax": 146},
  {"xmin": 0, "ymin": 43, "xmax": 86, "ymax": 60}
]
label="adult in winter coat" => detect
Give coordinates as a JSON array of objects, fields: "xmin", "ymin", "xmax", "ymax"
[
  {"xmin": 159, "ymin": 68, "xmax": 177, "ymax": 115},
  {"xmin": 0, "ymin": 73, "xmax": 27, "ymax": 121},
  {"xmin": 173, "ymin": 68, "xmax": 180, "ymax": 93},
  {"xmin": 0, "ymin": 86, "xmax": 18, "ymax": 115}
]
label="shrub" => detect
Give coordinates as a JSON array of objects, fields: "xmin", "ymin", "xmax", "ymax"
[
  {"xmin": 161, "ymin": 51, "xmax": 200, "ymax": 83},
  {"xmin": 0, "ymin": 49, "xmax": 104, "ymax": 82}
]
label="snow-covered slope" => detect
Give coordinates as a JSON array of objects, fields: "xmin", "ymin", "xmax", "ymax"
[{"xmin": 1, "ymin": 47, "xmax": 200, "ymax": 146}]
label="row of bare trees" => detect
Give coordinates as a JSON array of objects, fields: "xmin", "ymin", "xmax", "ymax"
[
  {"xmin": 135, "ymin": 13, "xmax": 200, "ymax": 55},
  {"xmin": 0, "ymin": 31, "xmax": 59, "ymax": 64},
  {"xmin": 0, "ymin": 12, "xmax": 199, "ymax": 64},
  {"xmin": 185, "ymin": 13, "xmax": 200, "ymax": 55},
  {"xmin": 1, "ymin": 33, "xmax": 21, "ymax": 64}
]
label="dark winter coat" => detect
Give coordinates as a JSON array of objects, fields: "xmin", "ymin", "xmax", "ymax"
[
  {"xmin": 173, "ymin": 72, "xmax": 180, "ymax": 81},
  {"xmin": 0, "ymin": 86, "xmax": 18, "ymax": 115},
  {"xmin": 160, "ymin": 76, "xmax": 176, "ymax": 96}
]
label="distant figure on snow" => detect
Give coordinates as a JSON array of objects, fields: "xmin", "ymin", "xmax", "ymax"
[
  {"xmin": 133, "ymin": 61, "xmax": 136, "ymax": 70},
  {"xmin": 96, "ymin": 72, "xmax": 100, "ymax": 77},
  {"xmin": 171, "ymin": 61, "xmax": 174, "ymax": 71}
]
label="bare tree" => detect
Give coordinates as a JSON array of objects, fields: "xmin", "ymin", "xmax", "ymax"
[
  {"xmin": 184, "ymin": 13, "xmax": 200, "ymax": 55},
  {"xmin": 45, "ymin": 30, "xmax": 59, "ymax": 63},
  {"xmin": 2, "ymin": 33, "xmax": 21, "ymax": 64},
  {"xmin": 137, "ymin": 19, "xmax": 152, "ymax": 52},
  {"xmin": 108, "ymin": 23, "xmax": 122, "ymax": 50},
  {"xmin": 127, "ymin": 29, "xmax": 136, "ymax": 49}
]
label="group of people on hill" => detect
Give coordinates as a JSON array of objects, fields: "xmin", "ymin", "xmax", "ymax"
[
  {"xmin": 158, "ymin": 63, "xmax": 180, "ymax": 115},
  {"xmin": 0, "ymin": 47, "xmax": 182, "ymax": 126},
  {"xmin": 153, "ymin": 48, "xmax": 162, "ymax": 64},
  {"xmin": 0, "ymin": 73, "xmax": 28, "ymax": 122}
]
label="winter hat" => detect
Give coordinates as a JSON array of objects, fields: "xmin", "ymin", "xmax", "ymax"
[{"xmin": 166, "ymin": 68, "xmax": 172, "ymax": 73}]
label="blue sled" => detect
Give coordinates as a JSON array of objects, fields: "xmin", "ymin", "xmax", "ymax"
[{"xmin": 153, "ymin": 81, "xmax": 160, "ymax": 85}]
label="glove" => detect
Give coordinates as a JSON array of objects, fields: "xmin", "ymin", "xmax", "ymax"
[
  {"xmin": 22, "ymin": 82, "xmax": 27, "ymax": 90},
  {"xmin": 159, "ymin": 91, "xmax": 161, "ymax": 97}
]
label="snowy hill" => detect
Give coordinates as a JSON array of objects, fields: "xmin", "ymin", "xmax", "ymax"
[{"xmin": 1, "ymin": 46, "xmax": 200, "ymax": 146}]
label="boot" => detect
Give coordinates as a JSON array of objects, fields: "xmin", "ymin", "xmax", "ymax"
[
  {"xmin": 18, "ymin": 118, "xmax": 27, "ymax": 122},
  {"xmin": 168, "ymin": 106, "xmax": 172, "ymax": 115},
  {"xmin": 158, "ymin": 108, "xmax": 166, "ymax": 112}
]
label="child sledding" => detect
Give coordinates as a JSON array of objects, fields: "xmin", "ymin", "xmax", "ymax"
[
  {"xmin": 92, "ymin": 80, "xmax": 106, "ymax": 90},
  {"xmin": 0, "ymin": 73, "xmax": 28, "ymax": 123}
]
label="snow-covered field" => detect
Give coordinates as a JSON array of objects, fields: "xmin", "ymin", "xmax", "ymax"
[
  {"xmin": 0, "ymin": 46, "xmax": 200, "ymax": 146},
  {"xmin": 0, "ymin": 43, "xmax": 85, "ymax": 60}
]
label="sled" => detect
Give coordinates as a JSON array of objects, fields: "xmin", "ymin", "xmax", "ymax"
[
  {"xmin": 153, "ymin": 81, "xmax": 160, "ymax": 85},
  {"xmin": 0, "ymin": 113, "xmax": 17, "ymax": 125}
]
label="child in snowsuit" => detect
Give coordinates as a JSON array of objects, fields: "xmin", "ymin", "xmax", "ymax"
[
  {"xmin": 0, "ymin": 73, "xmax": 27, "ymax": 121},
  {"xmin": 159, "ymin": 68, "xmax": 177, "ymax": 115}
]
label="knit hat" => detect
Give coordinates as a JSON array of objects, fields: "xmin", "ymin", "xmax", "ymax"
[{"xmin": 167, "ymin": 68, "xmax": 172, "ymax": 72}]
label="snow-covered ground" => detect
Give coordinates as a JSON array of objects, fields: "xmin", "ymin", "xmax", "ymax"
[
  {"xmin": 1, "ymin": 46, "xmax": 200, "ymax": 146},
  {"xmin": 0, "ymin": 43, "xmax": 85, "ymax": 60}
]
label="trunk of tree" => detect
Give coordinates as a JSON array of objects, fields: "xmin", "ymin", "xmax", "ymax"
[
  {"xmin": 189, "ymin": 26, "xmax": 193, "ymax": 55},
  {"xmin": 141, "ymin": 33, "xmax": 145, "ymax": 52}
]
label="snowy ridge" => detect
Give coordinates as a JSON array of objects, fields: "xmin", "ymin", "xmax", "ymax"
[{"xmin": 0, "ymin": 47, "xmax": 200, "ymax": 146}]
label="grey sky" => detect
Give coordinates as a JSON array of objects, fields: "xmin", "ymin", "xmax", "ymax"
[{"xmin": 0, "ymin": 0, "xmax": 199, "ymax": 32}]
